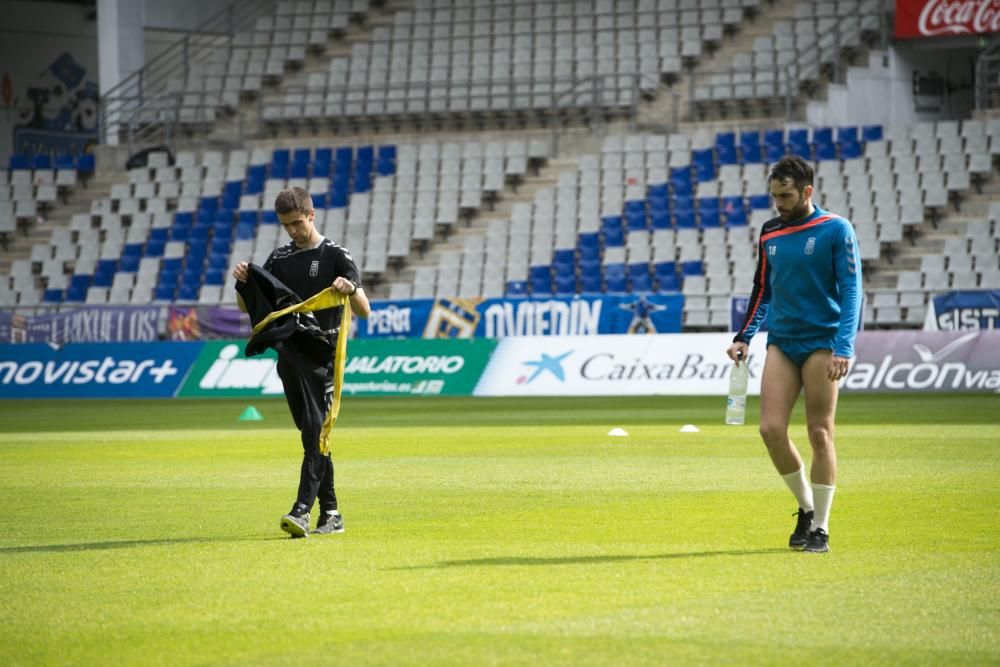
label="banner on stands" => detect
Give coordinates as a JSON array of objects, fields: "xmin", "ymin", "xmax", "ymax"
[
  {"xmin": 895, "ymin": 0, "xmax": 1000, "ymax": 39},
  {"xmin": 473, "ymin": 333, "xmax": 769, "ymax": 396},
  {"xmin": 0, "ymin": 342, "xmax": 201, "ymax": 398},
  {"xmin": 924, "ymin": 290, "xmax": 1000, "ymax": 330},
  {"xmin": 177, "ymin": 338, "xmax": 497, "ymax": 398},
  {"xmin": 0, "ymin": 307, "xmax": 161, "ymax": 344},
  {"xmin": 167, "ymin": 306, "xmax": 252, "ymax": 340},
  {"xmin": 358, "ymin": 294, "xmax": 684, "ymax": 339}
]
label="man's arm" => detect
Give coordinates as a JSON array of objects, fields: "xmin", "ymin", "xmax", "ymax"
[
  {"xmin": 831, "ymin": 221, "xmax": 863, "ymax": 361},
  {"xmin": 734, "ymin": 235, "xmax": 771, "ymax": 344},
  {"xmin": 331, "ymin": 276, "xmax": 371, "ymax": 319}
]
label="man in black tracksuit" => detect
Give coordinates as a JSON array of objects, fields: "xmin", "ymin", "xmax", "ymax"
[{"xmin": 234, "ymin": 187, "xmax": 370, "ymax": 538}]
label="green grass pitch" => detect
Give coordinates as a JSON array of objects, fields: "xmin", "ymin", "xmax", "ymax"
[{"xmin": 1, "ymin": 394, "xmax": 997, "ymax": 665}]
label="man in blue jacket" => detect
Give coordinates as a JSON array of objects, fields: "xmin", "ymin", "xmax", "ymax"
[{"xmin": 728, "ymin": 155, "xmax": 863, "ymax": 554}]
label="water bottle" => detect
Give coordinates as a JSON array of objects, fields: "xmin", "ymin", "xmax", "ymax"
[{"xmin": 726, "ymin": 351, "xmax": 749, "ymax": 425}]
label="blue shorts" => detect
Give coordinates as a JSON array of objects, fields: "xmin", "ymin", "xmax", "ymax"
[{"xmin": 767, "ymin": 336, "xmax": 836, "ymax": 368}]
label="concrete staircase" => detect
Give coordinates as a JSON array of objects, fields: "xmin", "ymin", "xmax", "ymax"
[{"xmin": 865, "ymin": 167, "xmax": 1000, "ymax": 291}]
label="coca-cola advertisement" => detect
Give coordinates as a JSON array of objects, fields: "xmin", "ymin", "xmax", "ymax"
[{"xmin": 896, "ymin": 0, "xmax": 1000, "ymax": 39}]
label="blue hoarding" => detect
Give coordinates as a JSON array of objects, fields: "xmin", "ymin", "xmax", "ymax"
[
  {"xmin": 357, "ymin": 294, "xmax": 684, "ymax": 339},
  {"xmin": 0, "ymin": 342, "xmax": 202, "ymax": 398}
]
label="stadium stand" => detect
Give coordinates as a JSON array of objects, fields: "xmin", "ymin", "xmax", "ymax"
[{"xmin": 3, "ymin": 0, "xmax": 999, "ymax": 336}]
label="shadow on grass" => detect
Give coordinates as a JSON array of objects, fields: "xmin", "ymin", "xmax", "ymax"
[
  {"xmin": 0, "ymin": 536, "xmax": 288, "ymax": 555},
  {"xmin": 394, "ymin": 548, "xmax": 791, "ymax": 570}
]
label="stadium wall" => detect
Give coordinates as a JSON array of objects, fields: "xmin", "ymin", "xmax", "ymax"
[
  {"xmin": 1, "ymin": 331, "xmax": 998, "ymax": 399},
  {"xmin": 0, "ymin": 0, "xmax": 98, "ymax": 159}
]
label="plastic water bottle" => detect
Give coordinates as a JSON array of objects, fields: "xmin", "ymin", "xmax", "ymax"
[{"xmin": 726, "ymin": 352, "xmax": 749, "ymax": 425}]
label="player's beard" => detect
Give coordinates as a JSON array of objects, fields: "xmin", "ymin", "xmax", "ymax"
[{"xmin": 778, "ymin": 196, "xmax": 810, "ymax": 221}]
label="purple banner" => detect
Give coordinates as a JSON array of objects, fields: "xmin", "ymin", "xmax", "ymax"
[
  {"xmin": 0, "ymin": 307, "xmax": 162, "ymax": 344},
  {"xmin": 167, "ymin": 306, "xmax": 250, "ymax": 341},
  {"xmin": 843, "ymin": 330, "xmax": 1000, "ymax": 392}
]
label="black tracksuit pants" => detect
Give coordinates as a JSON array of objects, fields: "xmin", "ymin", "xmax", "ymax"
[{"xmin": 276, "ymin": 351, "xmax": 338, "ymax": 515}]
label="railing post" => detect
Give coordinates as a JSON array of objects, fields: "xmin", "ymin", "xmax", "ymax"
[{"xmin": 687, "ymin": 69, "xmax": 695, "ymax": 121}]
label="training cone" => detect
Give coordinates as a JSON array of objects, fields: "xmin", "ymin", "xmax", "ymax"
[
  {"xmin": 239, "ymin": 406, "xmax": 264, "ymax": 421},
  {"xmin": 679, "ymin": 424, "xmax": 700, "ymax": 433},
  {"xmin": 607, "ymin": 427, "xmax": 629, "ymax": 437}
]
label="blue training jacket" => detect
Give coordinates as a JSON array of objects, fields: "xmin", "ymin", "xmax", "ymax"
[{"xmin": 734, "ymin": 206, "xmax": 863, "ymax": 358}]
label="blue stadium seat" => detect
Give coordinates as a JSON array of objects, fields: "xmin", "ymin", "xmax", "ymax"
[
  {"xmin": 578, "ymin": 232, "xmax": 600, "ymax": 261},
  {"xmin": 813, "ymin": 127, "xmax": 834, "ymax": 146},
  {"xmin": 628, "ymin": 263, "xmax": 652, "ymax": 292},
  {"xmin": 261, "ymin": 210, "xmax": 279, "ymax": 224},
  {"xmin": 290, "ymin": 161, "xmax": 309, "ymax": 179},
  {"xmin": 65, "ymin": 285, "xmax": 86, "ymax": 302},
  {"xmin": 235, "ymin": 222, "xmax": 256, "ymax": 241},
  {"xmin": 292, "ymin": 148, "xmax": 311, "ymax": 166},
  {"xmin": 43, "ymin": 289, "xmax": 63, "ymax": 303},
  {"xmin": 353, "ymin": 171, "xmax": 372, "ymax": 193},
  {"xmin": 222, "ymin": 181, "xmax": 242, "ymax": 210},
  {"xmin": 238, "ymin": 210, "xmax": 258, "ymax": 224},
  {"xmin": 8, "ymin": 154, "xmax": 30, "ymax": 170},
  {"xmin": 93, "ymin": 266, "xmax": 114, "ymax": 287},
  {"xmin": 655, "ymin": 261, "xmax": 679, "ymax": 291},
  {"xmin": 161, "ymin": 257, "xmax": 183, "ymax": 273},
  {"xmin": 601, "ymin": 215, "xmax": 625, "ymax": 246},
  {"xmin": 178, "ymin": 283, "xmax": 200, "ymax": 301},
  {"xmin": 763, "ymin": 129, "xmax": 785, "ymax": 162},
  {"xmin": 691, "ymin": 148, "xmax": 715, "ymax": 182},
  {"xmin": 505, "ymin": 280, "xmax": 528, "ymax": 297},
  {"xmin": 554, "ymin": 274, "xmax": 576, "ymax": 296},
  {"xmin": 212, "ymin": 221, "xmax": 233, "ymax": 242},
  {"xmin": 311, "ymin": 193, "xmax": 329, "ymax": 209},
  {"xmin": 189, "ymin": 225, "xmax": 210, "ymax": 242},
  {"xmin": 814, "ymin": 140, "xmax": 837, "ymax": 161},
  {"xmin": 787, "ymin": 128, "xmax": 811, "ymax": 158},
  {"xmin": 670, "ymin": 166, "xmax": 693, "ymax": 196},
  {"xmin": 70, "ymin": 274, "xmax": 91, "ymax": 290},
  {"xmin": 376, "ymin": 144, "xmax": 396, "ymax": 176},
  {"xmin": 650, "ymin": 206, "xmax": 671, "ymax": 230},
  {"xmin": 199, "ymin": 196, "xmax": 218, "ymax": 213},
  {"xmin": 208, "ymin": 253, "xmax": 230, "ymax": 271},
  {"xmin": 579, "ymin": 268, "xmax": 602, "ymax": 293},
  {"xmin": 674, "ymin": 199, "xmax": 696, "ymax": 228},
  {"xmin": 740, "ymin": 131, "xmax": 763, "ymax": 163},
  {"xmin": 624, "ymin": 201, "xmax": 647, "ymax": 231},
  {"xmin": 272, "ymin": 148, "xmax": 290, "ymax": 165},
  {"xmin": 837, "ymin": 127, "xmax": 858, "ymax": 144},
  {"xmin": 119, "ymin": 254, "xmax": 140, "ymax": 272},
  {"xmin": 55, "ymin": 154, "xmax": 75, "ymax": 170},
  {"xmin": 148, "ymin": 227, "xmax": 169, "ymax": 242},
  {"xmin": 862, "ymin": 125, "xmax": 883, "ymax": 142},
  {"xmin": 839, "ymin": 140, "xmax": 861, "ymax": 159},
  {"xmin": 144, "ymin": 238, "xmax": 165, "ymax": 257},
  {"xmin": 722, "ymin": 196, "xmax": 748, "ymax": 226},
  {"xmin": 748, "ymin": 194, "xmax": 772, "ymax": 209},
  {"xmin": 529, "ymin": 265, "xmax": 552, "ymax": 295},
  {"xmin": 215, "ymin": 208, "xmax": 235, "ymax": 224},
  {"xmin": 604, "ymin": 263, "xmax": 627, "ymax": 292},
  {"xmin": 96, "ymin": 259, "xmax": 118, "ymax": 278},
  {"xmin": 553, "ymin": 248, "xmax": 575, "ymax": 275},
  {"xmin": 170, "ymin": 225, "xmax": 190, "ymax": 242},
  {"xmin": 715, "ymin": 132, "xmax": 738, "ymax": 165},
  {"xmin": 210, "ymin": 237, "xmax": 231, "ymax": 256},
  {"xmin": 32, "ymin": 154, "xmax": 52, "ymax": 170},
  {"xmin": 698, "ymin": 198, "xmax": 721, "ymax": 227},
  {"xmin": 204, "ymin": 269, "xmax": 225, "ymax": 285},
  {"xmin": 312, "ymin": 159, "xmax": 331, "ymax": 178},
  {"xmin": 154, "ymin": 284, "xmax": 176, "ymax": 301},
  {"xmin": 681, "ymin": 260, "xmax": 704, "ymax": 276},
  {"xmin": 186, "ymin": 245, "xmax": 207, "ymax": 266},
  {"xmin": 648, "ymin": 182, "xmax": 669, "ymax": 200},
  {"xmin": 245, "ymin": 165, "xmax": 266, "ymax": 194}
]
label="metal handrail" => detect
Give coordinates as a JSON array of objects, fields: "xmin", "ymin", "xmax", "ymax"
[{"xmin": 975, "ymin": 40, "xmax": 1000, "ymax": 111}]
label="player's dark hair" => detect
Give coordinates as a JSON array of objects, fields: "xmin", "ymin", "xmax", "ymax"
[
  {"xmin": 274, "ymin": 187, "xmax": 313, "ymax": 215},
  {"xmin": 769, "ymin": 155, "xmax": 814, "ymax": 192}
]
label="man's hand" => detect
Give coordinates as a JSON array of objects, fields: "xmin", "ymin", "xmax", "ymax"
[
  {"xmin": 332, "ymin": 276, "xmax": 356, "ymax": 295},
  {"xmin": 827, "ymin": 355, "xmax": 851, "ymax": 381},
  {"xmin": 233, "ymin": 262, "xmax": 249, "ymax": 283},
  {"xmin": 726, "ymin": 342, "xmax": 749, "ymax": 366}
]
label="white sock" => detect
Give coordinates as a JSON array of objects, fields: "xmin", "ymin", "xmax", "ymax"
[
  {"xmin": 781, "ymin": 467, "xmax": 814, "ymax": 512},
  {"xmin": 811, "ymin": 484, "xmax": 836, "ymax": 532}
]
